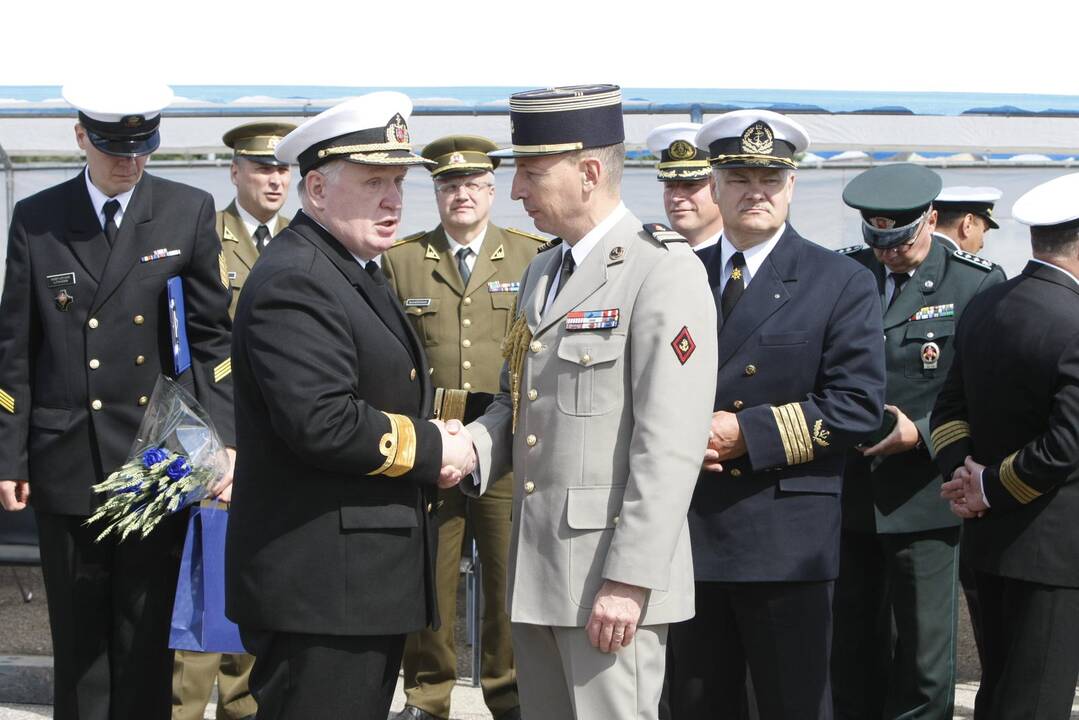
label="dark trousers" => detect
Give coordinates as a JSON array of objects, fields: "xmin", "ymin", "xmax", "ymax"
[
  {"xmin": 832, "ymin": 527, "xmax": 959, "ymax": 720},
  {"xmin": 669, "ymin": 580, "xmax": 834, "ymax": 720},
  {"xmin": 241, "ymin": 628, "xmax": 405, "ymax": 720},
  {"xmin": 36, "ymin": 509, "xmax": 187, "ymax": 720},
  {"xmin": 973, "ymin": 572, "xmax": 1079, "ymax": 720}
]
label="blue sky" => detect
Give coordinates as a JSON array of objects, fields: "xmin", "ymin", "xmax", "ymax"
[{"xmin": 9, "ymin": 0, "xmax": 1077, "ymax": 96}]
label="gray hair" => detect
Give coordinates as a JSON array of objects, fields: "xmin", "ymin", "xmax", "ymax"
[{"xmin": 298, "ymin": 160, "xmax": 346, "ymax": 200}]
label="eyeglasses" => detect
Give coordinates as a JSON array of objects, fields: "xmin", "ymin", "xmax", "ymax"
[{"xmin": 435, "ymin": 181, "xmax": 493, "ymax": 196}]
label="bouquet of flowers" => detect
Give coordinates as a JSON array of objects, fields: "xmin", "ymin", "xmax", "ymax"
[{"xmin": 86, "ymin": 375, "xmax": 229, "ymax": 542}]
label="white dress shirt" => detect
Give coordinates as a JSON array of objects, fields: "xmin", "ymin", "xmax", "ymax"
[
  {"xmin": 84, "ymin": 167, "xmax": 135, "ymax": 230},
  {"xmin": 544, "ymin": 202, "xmax": 628, "ymax": 313},
  {"xmin": 445, "ymin": 225, "xmax": 489, "ymax": 275},
  {"xmin": 235, "ymin": 201, "xmax": 281, "ymax": 245},
  {"xmin": 717, "ymin": 224, "xmax": 786, "ymax": 293}
]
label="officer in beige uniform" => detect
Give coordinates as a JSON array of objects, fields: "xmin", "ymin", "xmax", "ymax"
[
  {"xmin": 465, "ymin": 85, "xmax": 718, "ymax": 720},
  {"xmin": 382, "ymin": 135, "xmax": 541, "ymax": 720},
  {"xmin": 216, "ymin": 122, "xmax": 294, "ymax": 317},
  {"xmin": 171, "ymin": 122, "xmax": 294, "ymax": 720}
]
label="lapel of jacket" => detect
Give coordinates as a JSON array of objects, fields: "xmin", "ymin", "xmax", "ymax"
[
  {"xmin": 293, "ymin": 212, "xmax": 416, "ymax": 360},
  {"xmin": 222, "ymin": 200, "xmax": 259, "ymax": 273},
  {"xmin": 426, "ymin": 226, "xmax": 465, "ymax": 296},
  {"xmin": 883, "ymin": 241, "xmax": 946, "ymax": 330},
  {"xmin": 65, "ymin": 173, "xmax": 110, "ymax": 284},
  {"xmin": 525, "ymin": 242, "xmax": 562, "ymax": 334},
  {"xmin": 90, "ymin": 174, "xmax": 156, "ymax": 314},
  {"xmin": 716, "ymin": 226, "xmax": 799, "ymax": 369},
  {"xmin": 463, "ymin": 224, "xmax": 505, "ymax": 297},
  {"xmin": 535, "ymin": 212, "xmax": 636, "ymax": 336}
]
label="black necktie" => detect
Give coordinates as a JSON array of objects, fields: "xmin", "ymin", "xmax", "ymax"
[
  {"xmin": 254, "ymin": 224, "xmax": 270, "ymax": 253},
  {"xmin": 103, "ymin": 199, "xmax": 120, "ymax": 248},
  {"xmin": 720, "ymin": 251, "xmax": 746, "ymax": 320},
  {"xmin": 888, "ymin": 272, "xmax": 909, "ymax": 309},
  {"xmin": 365, "ymin": 260, "xmax": 384, "ymax": 285},
  {"xmin": 555, "ymin": 250, "xmax": 576, "ymax": 297},
  {"xmin": 456, "ymin": 247, "xmax": 473, "ymax": 285}
]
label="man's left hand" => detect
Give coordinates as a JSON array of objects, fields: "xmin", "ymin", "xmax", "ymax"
[
  {"xmin": 586, "ymin": 580, "xmax": 647, "ymax": 653},
  {"xmin": 212, "ymin": 447, "xmax": 237, "ymax": 503},
  {"xmin": 861, "ymin": 405, "xmax": 920, "ymax": 456}
]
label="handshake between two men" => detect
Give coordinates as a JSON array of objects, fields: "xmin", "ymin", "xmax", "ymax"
[{"xmin": 430, "ymin": 419, "xmax": 476, "ymax": 489}]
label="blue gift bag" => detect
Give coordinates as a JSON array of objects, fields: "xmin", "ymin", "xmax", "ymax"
[{"xmin": 169, "ymin": 500, "xmax": 245, "ymax": 653}]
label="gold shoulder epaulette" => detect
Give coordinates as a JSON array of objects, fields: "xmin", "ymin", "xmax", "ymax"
[
  {"xmin": 391, "ymin": 231, "xmax": 428, "ymax": 248},
  {"xmin": 643, "ymin": 223, "xmax": 688, "ymax": 244},
  {"xmin": 952, "ymin": 250, "xmax": 995, "ymax": 272},
  {"xmin": 836, "ymin": 245, "xmax": 863, "ymax": 255},
  {"xmin": 506, "ymin": 227, "xmax": 548, "ymax": 243},
  {"xmin": 537, "ymin": 237, "xmax": 563, "ymax": 253}
]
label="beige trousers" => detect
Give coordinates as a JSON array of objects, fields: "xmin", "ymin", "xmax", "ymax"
[{"xmin": 511, "ymin": 622, "xmax": 667, "ymax": 720}]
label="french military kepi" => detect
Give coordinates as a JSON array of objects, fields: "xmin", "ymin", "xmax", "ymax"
[
  {"xmin": 646, "ymin": 122, "xmax": 710, "ymax": 182},
  {"xmin": 423, "ymin": 135, "xmax": 501, "ymax": 178},
  {"xmin": 62, "ymin": 81, "xmax": 174, "ymax": 157},
  {"xmin": 274, "ymin": 91, "xmax": 434, "ymax": 174},
  {"xmin": 224, "ymin": 122, "xmax": 297, "ymax": 166},
  {"xmin": 695, "ymin": 109, "xmax": 809, "ymax": 170},
  {"xmin": 843, "ymin": 163, "xmax": 943, "ymax": 249},
  {"xmin": 489, "ymin": 84, "xmax": 624, "ymax": 157}
]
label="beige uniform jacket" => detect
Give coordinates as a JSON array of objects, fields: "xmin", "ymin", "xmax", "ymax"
[
  {"xmin": 381, "ymin": 223, "xmax": 545, "ymax": 395},
  {"xmin": 466, "ymin": 211, "xmax": 718, "ymax": 627},
  {"xmin": 216, "ymin": 200, "xmax": 289, "ymax": 318}
]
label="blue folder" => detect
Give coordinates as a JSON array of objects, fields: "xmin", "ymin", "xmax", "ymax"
[{"xmin": 167, "ymin": 276, "xmax": 191, "ymax": 377}]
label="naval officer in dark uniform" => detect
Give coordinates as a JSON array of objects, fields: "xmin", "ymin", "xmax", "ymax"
[
  {"xmin": 668, "ymin": 110, "xmax": 886, "ymax": 720},
  {"xmin": 934, "ymin": 172, "xmax": 1079, "ymax": 719},
  {"xmin": 832, "ymin": 164, "xmax": 1005, "ymax": 720},
  {"xmin": 0, "ymin": 81, "xmax": 236, "ymax": 719},
  {"xmin": 644, "ymin": 122, "xmax": 723, "ymax": 251},
  {"xmin": 224, "ymin": 92, "xmax": 476, "ymax": 720}
]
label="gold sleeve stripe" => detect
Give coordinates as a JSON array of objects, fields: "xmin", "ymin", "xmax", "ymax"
[
  {"xmin": 772, "ymin": 403, "xmax": 815, "ymax": 466},
  {"xmin": 384, "ymin": 415, "xmax": 418, "ymax": 477},
  {"xmin": 0, "ymin": 388, "xmax": 14, "ymax": 414},
  {"xmin": 213, "ymin": 358, "xmax": 232, "ymax": 383},
  {"xmin": 930, "ymin": 420, "xmax": 971, "ymax": 452},
  {"xmin": 368, "ymin": 412, "xmax": 418, "ymax": 478},
  {"xmin": 999, "ymin": 451, "xmax": 1041, "ymax": 504},
  {"xmin": 772, "ymin": 406, "xmax": 796, "ymax": 465},
  {"xmin": 435, "ymin": 388, "xmax": 468, "ymax": 423},
  {"xmin": 789, "ymin": 402, "xmax": 815, "ymax": 464}
]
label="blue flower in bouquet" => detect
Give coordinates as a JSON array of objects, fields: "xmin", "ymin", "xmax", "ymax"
[
  {"xmin": 142, "ymin": 447, "xmax": 169, "ymax": 468},
  {"xmin": 166, "ymin": 457, "xmax": 192, "ymax": 481}
]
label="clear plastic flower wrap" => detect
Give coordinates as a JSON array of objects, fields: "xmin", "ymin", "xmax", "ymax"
[{"xmin": 86, "ymin": 375, "xmax": 229, "ymax": 542}]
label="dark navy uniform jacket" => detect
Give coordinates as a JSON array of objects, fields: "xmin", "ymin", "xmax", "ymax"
[
  {"xmin": 691, "ymin": 225, "xmax": 886, "ymax": 582},
  {"xmin": 226, "ymin": 211, "xmax": 443, "ymax": 637},
  {"xmin": 932, "ymin": 260, "xmax": 1079, "ymax": 588},
  {"xmin": 0, "ymin": 171, "xmax": 235, "ymax": 514}
]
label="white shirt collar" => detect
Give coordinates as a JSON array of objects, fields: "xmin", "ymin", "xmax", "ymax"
[
  {"xmin": 84, "ymin": 166, "xmax": 136, "ymax": 230},
  {"xmin": 1031, "ymin": 258, "xmax": 1079, "ymax": 287},
  {"xmin": 444, "ymin": 224, "xmax": 488, "ymax": 273},
  {"xmin": 544, "ymin": 202, "xmax": 628, "ymax": 314},
  {"xmin": 718, "ymin": 223, "xmax": 786, "ymax": 290},
  {"xmin": 235, "ymin": 200, "xmax": 279, "ymax": 241},
  {"xmin": 563, "ymin": 201, "xmax": 628, "ymax": 268},
  {"xmin": 692, "ymin": 230, "xmax": 722, "ymax": 252}
]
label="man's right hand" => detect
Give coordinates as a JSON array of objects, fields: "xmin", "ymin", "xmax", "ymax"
[
  {"xmin": 0, "ymin": 480, "xmax": 30, "ymax": 511},
  {"xmin": 430, "ymin": 419, "xmax": 477, "ymax": 489}
]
